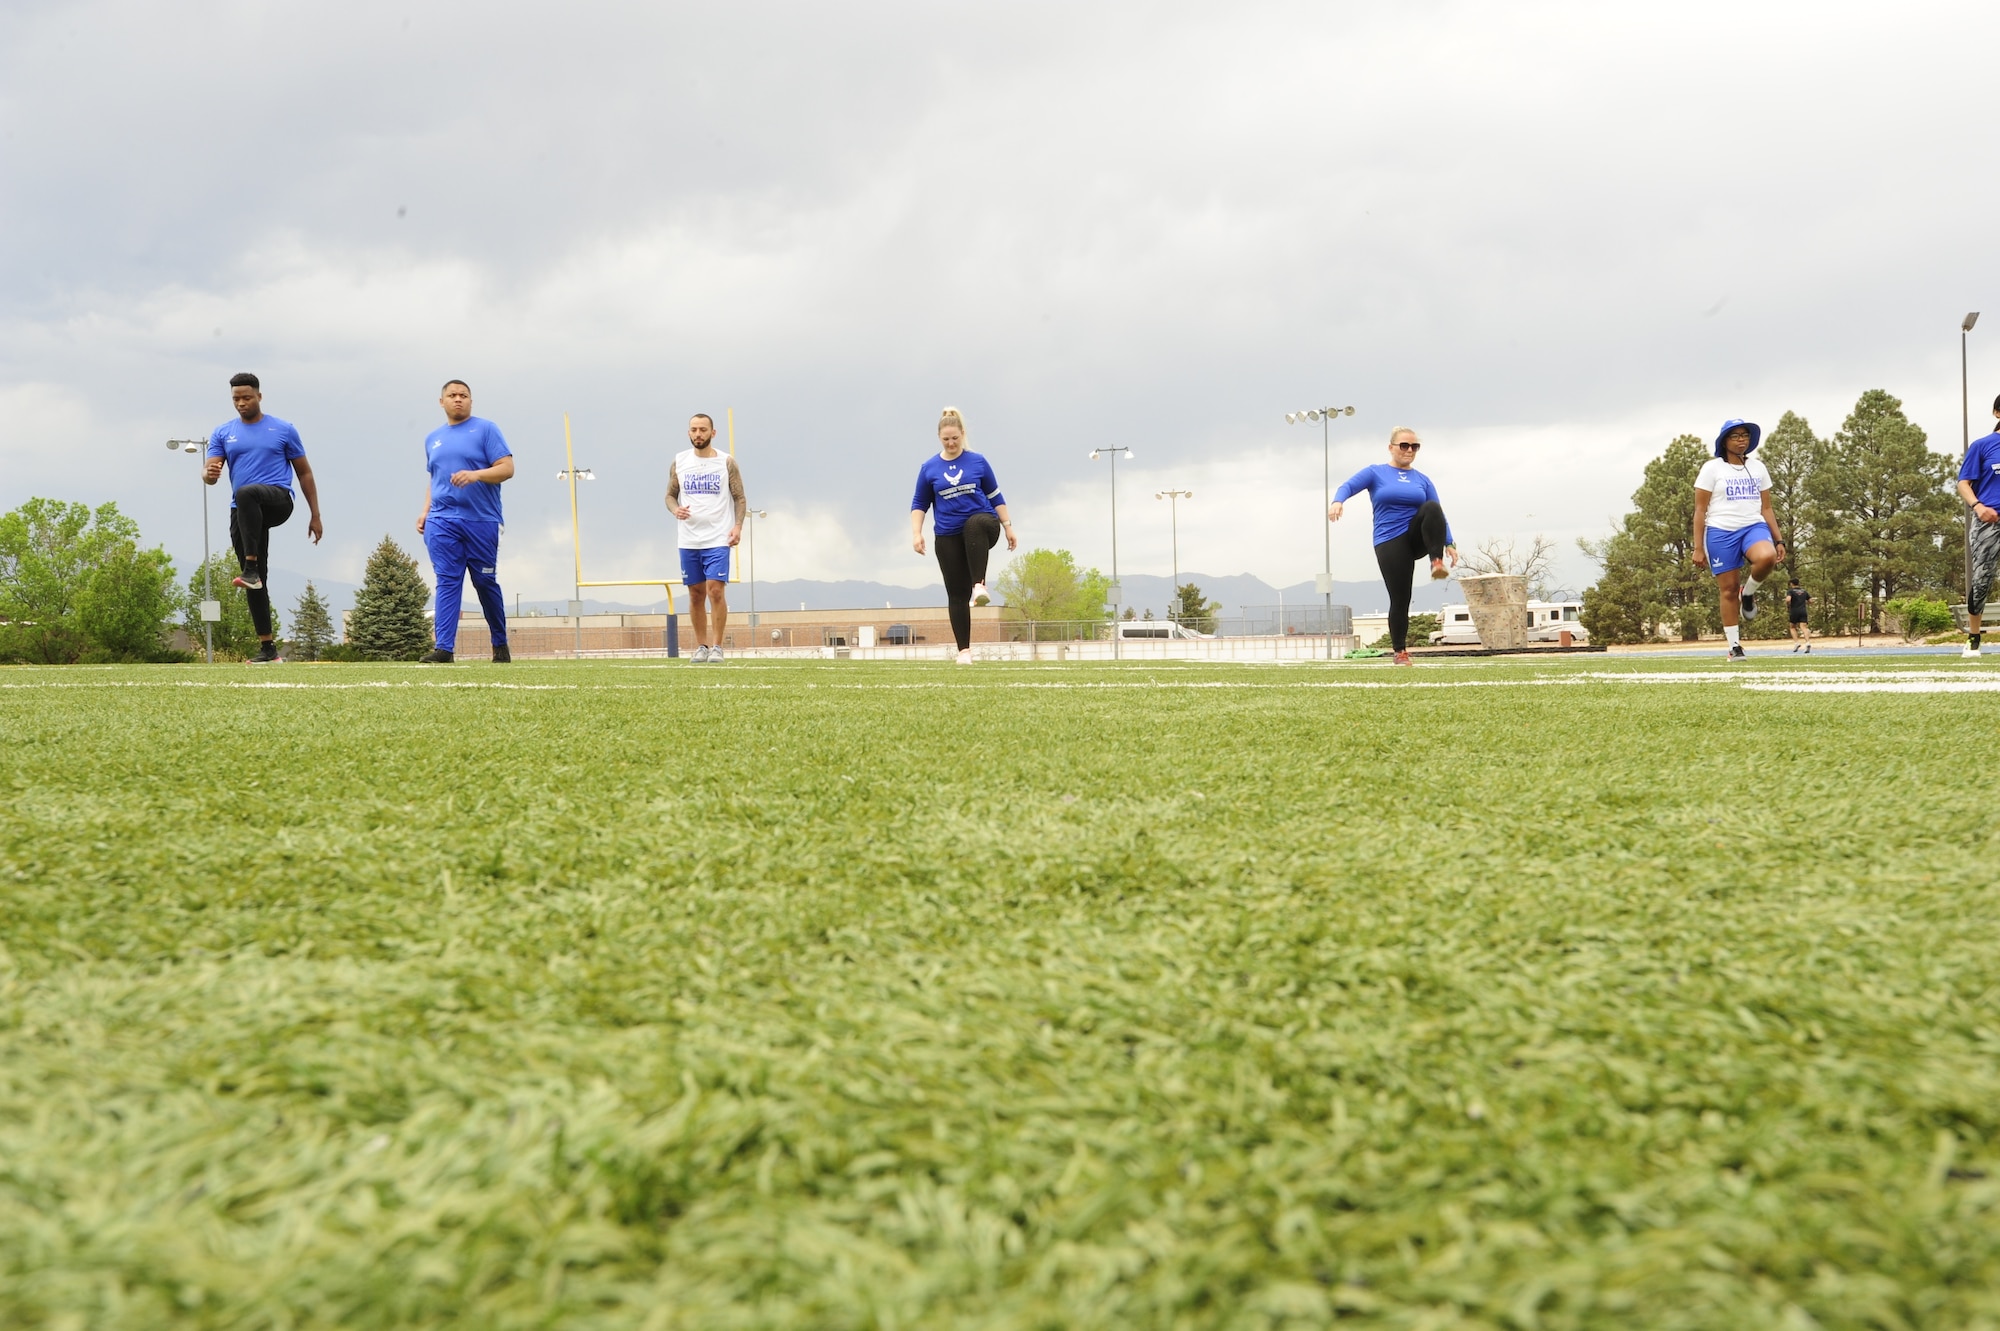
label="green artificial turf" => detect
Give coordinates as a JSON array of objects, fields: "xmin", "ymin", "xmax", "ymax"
[{"xmin": 2, "ymin": 658, "xmax": 1998, "ymax": 1329}]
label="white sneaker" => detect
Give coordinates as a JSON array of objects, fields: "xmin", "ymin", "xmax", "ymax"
[
  {"xmin": 971, "ymin": 582, "xmax": 990, "ymax": 608},
  {"xmin": 690, "ymin": 644, "xmax": 711, "ymax": 662},
  {"xmin": 955, "ymin": 649, "xmax": 973, "ymax": 665},
  {"xmin": 710, "ymin": 646, "xmax": 725, "ymax": 662},
  {"xmin": 1964, "ymin": 645, "xmax": 1982, "ymax": 659}
]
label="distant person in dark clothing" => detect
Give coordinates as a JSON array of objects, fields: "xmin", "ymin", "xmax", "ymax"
[{"xmin": 1786, "ymin": 577, "xmax": 1811, "ymax": 654}]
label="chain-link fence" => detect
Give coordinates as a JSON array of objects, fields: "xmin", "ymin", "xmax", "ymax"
[{"xmin": 1216, "ymin": 605, "xmax": 1354, "ymax": 637}]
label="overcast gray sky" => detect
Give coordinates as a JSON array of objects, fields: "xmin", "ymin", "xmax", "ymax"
[{"xmin": 5, "ymin": 0, "xmax": 1998, "ymax": 602}]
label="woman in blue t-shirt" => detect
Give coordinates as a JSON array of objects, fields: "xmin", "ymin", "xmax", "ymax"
[
  {"xmin": 910, "ymin": 407, "xmax": 1016, "ymax": 663},
  {"xmin": 1329, "ymin": 426, "xmax": 1457, "ymax": 665}
]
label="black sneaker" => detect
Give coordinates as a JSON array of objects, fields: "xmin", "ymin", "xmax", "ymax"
[
  {"xmin": 247, "ymin": 642, "xmax": 281, "ymax": 664},
  {"xmin": 421, "ymin": 648, "xmax": 454, "ymax": 664},
  {"xmin": 1727, "ymin": 643, "xmax": 1747, "ymax": 661},
  {"xmin": 1740, "ymin": 591, "xmax": 1757, "ymax": 620},
  {"xmin": 491, "ymin": 644, "xmax": 511, "ymax": 663}
]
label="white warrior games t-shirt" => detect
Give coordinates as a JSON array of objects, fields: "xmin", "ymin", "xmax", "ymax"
[
  {"xmin": 1694, "ymin": 456, "xmax": 1772, "ymax": 531},
  {"xmin": 671, "ymin": 449, "xmax": 737, "ymax": 549}
]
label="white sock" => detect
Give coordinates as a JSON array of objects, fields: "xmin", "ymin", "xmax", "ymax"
[
  {"xmin": 1725, "ymin": 625, "xmax": 1741, "ymax": 647},
  {"xmin": 1742, "ymin": 574, "xmax": 1761, "ymax": 594}
]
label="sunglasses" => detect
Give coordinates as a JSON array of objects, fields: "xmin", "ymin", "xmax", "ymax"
[{"xmin": 1392, "ymin": 441, "xmax": 1421, "ymax": 451}]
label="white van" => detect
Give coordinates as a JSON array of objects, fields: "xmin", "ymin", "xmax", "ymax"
[
  {"xmin": 1429, "ymin": 600, "xmax": 1588, "ymax": 646},
  {"xmin": 1113, "ymin": 621, "xmax": 1213, "ymax": 640}
]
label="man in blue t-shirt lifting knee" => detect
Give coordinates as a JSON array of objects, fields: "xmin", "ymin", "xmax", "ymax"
[
  {"xmin": 416, "ymin": 379, "xmax": 515, "ymax": 664},
  {"xmin": 205, "ymin": 372, "xmax": 325, "ymax": 664}
]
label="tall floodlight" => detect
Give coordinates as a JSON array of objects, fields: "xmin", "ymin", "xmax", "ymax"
[
  {"xmin": 557, "ymin": 413, "xmax": 596, "ymax": 656},
  {"xmin": 1089, "ymin": 446, "xmax": 1133, "ymax": 658},
  {"xmin": 1965, "ymin": 312, "xmax": 1981, "ymax": 597},
  {"xmin": 1155, "ymin": 489, "xmax": 1193, "ymax": 618},
  {"xmin": 745, "ymin": 508, "xmax": 767, "ymax": 630},
  {"xmin": 1285, "ymin": 405, "xmax": 1356, "ymax": 660},
  {"xmin": 166, "ymin": 439, "xmax": 215, "ymax": 663}
]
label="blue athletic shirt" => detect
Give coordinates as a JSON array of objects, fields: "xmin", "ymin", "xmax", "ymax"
[
  {"xmin": 1333, "ymin": 463, "xmax": 1455, "ymax": 547},
  {"xmin": 206, "ymin": 415, "xmax": 305, "ymax": 507},
  {"xmin": 1961, "ymin": 431, "xmax": 2000, "ymax": 509},
  {"xmin": 911, "ymin": 449, "xmax": 1005, "ymax": 536},
  {"xmin": 425, "ymin": 416, "xmax": 512, "ymax": 524}
]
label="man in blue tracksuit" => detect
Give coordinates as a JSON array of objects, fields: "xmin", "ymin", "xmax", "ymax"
[{"xmin": 416, "ymin": 379, "xmax": 514, "ymax": 663}]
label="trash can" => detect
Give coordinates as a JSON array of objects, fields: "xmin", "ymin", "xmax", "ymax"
[{"xmin": 1457, "ymin": 574, "xmax": 1530, "ymax": 649}]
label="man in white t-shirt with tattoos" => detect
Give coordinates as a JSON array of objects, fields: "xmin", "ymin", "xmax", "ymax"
[{"xmin": 666, "ymin": 413, "xmax": 747, "ymax": 662}]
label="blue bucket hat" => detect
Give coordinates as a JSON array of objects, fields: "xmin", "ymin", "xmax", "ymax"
[{"xmin": 1714, "ymin": 418, "xmax": 1761, "ymax": 457}]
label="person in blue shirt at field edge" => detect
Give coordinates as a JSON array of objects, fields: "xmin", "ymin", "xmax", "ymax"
[
  {"xmin": 1328, "ymin": 426, "xmax": 1457, "ymax": 665},
  {"xmin": 1956, "ymin": 393, "xmax": 2000, "ymax": 659},
  {"xmin": 205, "ymin": 372, "xmax": 325, "ymax": 664},
  {"xmin": 910, "ymin": 406, "xmax": 1016, "ymax": 664},
  {"xmin": 416, "ymin": 380, "xmax": 514, "ymax": 664}
]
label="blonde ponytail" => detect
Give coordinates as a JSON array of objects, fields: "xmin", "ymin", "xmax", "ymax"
[{"xmin": 938, "ymin": 406, "xmax": 967, "ymax": 439}]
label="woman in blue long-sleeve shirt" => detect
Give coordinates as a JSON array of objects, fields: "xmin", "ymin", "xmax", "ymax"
[
  {"xmin": 910, "ymin": 407, "xmax": 1017, "ymax": 663},
  {"xmin": 1329, "ymin": 426, "xmax": 1458, "ymax": 664}
]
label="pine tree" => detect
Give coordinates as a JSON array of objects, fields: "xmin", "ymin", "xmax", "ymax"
[
  {"xmin": 1172, "ymin": 581, "xmax": 1220, "ymax": 633},
  {"xmin": 347, "ymin": 537, "xmax": 432, "ymax": 661},
  {"xmin": 291, "ymin": 581, "xmax": 334, "ymax": 661},
  {"xmin": 1807, "ymin": 390, "xmax": 1959, "ymax": 633},
  {"xmin": 1737, "ymin": 412, "xmax": 1823, "ymax": 640}
]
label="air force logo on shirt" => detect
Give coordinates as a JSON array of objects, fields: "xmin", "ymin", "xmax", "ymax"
[{"xmin": 944, "ymin": 466, "xmax": 964, "ymax": 486}]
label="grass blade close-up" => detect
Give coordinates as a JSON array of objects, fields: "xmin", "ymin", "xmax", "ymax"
[{"xmin": 3, "ymin": 658, "xmax": 1998, "ymax": 1329}]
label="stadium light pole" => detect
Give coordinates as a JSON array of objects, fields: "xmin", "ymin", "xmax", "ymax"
[
  {"xmin": 1090, "ymin": 446, "xmax": 1133, "ymax": 658},
  {"xmin": 1285, "ymin": 405, "xmax": 1356, "ymax": 661},
  {"xmin": 166, "ymin": 438, "xmax": 215, "ymax": 663},
  {"xmin": 1155, "ymin": 489, "xmax": 1192, "ymax": 619},
  {"xmin": 1964, "ymin": 312, "xmax": 1980, "ymax": 600},
  {"xmin": 557, "ymin": 414, "xmax": 596, "ymax": 657}
]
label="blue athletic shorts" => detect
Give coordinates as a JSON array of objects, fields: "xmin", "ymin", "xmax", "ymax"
[
  {"xmin": 1706, "ymin": 521, "xmax": 1773, "ymax": 576},
  {"xmin": 680, "ymin": 545, "xmax": 732, "ymax": 586}
]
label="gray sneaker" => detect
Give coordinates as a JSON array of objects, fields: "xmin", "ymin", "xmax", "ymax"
[
  {"xmin": 690, "ymin": 644, "xmax": 711, "ymax": 663},
  {"xmin": 710, "ymin": 646, "xmax": 725, "ymax": 662}
]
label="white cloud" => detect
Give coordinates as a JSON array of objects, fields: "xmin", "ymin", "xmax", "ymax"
[{"xmin": 4, "ymin": 0, "xmax": 1999, "ymax": 605}]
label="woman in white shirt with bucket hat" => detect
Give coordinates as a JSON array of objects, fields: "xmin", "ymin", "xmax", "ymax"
[{"xmin": 1693, "ymin": 418, "xmax": 1786, "ymax": 662}]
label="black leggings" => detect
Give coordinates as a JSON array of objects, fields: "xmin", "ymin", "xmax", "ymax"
[
  {"xmin": 229, "ymin": 484, "xmax": 293, "ymax": 638},
  {"xmin": 935, "ymin": 512, "xmax": 1000, "ymax": 651},
  {"xmin": 1373, "ymin": 501, "xmax": 1449, "ymax": 652}
]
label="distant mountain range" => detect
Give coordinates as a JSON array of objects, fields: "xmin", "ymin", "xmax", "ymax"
[{"xmin": 276, "ymin": 570, "xmax": 1461, "ymax": 620}]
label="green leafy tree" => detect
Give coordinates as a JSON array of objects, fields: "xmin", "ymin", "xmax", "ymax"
[
  {"xmin": 1171, "ymin": 581, "xmax": 1220, "ymax": 633},
  {"xmin": 347, "ymin": 536, "xmax": 432, "ymax": 660},
  {"xmin": 1883, "ymin": 595, "xmax": 1955, "ymax": 640},
  {"xmin": 993, "ymin": 548, "xmax": 1113, "ymax": 639},
  {"xmin": 291, "ymin": 581, "xmax": 335, "ymax": 661},
  {"xmin": 181, "ymin": 553, "xmax": 272, "ymax": 659},
  {"xmin": 0, "ymin": 498, "xmax": 179, "ymax": 663},
  {"xmin": 1807, "ymin": 390, "xmax": 1960, "ymax": 633},
  {"xmin": 1578, "ymin": 435, "xmax": 1714, "ymax": 644}
]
